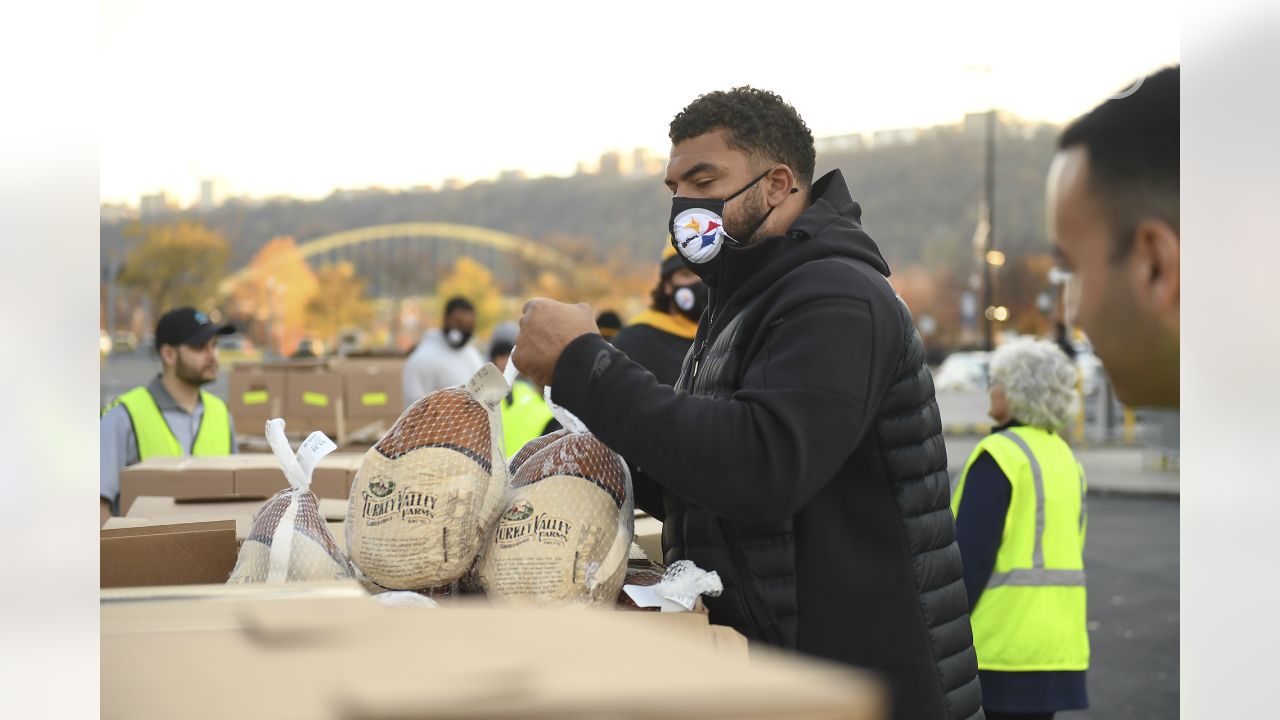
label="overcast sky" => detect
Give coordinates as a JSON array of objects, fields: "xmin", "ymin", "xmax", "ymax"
[{"xmin": 101, "ymin": 0, "xmax": 1179, "ymax": 205}]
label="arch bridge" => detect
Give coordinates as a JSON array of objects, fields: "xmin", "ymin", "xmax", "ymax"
[{"xmin": 221, "ymin": 222, "xmax": 567, "ymax": 298}]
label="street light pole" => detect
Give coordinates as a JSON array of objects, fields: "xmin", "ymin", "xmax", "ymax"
[{"xmin": 983, "ymin": 107, "xmax": 996, "ymax": 352}]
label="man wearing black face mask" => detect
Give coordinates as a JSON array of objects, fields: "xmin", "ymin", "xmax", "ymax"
[
  {"xmin": 513, "ymin": 87, "xmax": 981, "ymax": 720},
  {"xmin": 612, "ymin": 244, "xmax": 705, "ymax": 387},
  {"xmin": 402, "ymin": 295, "xmax": 484, "ymax": 409}
]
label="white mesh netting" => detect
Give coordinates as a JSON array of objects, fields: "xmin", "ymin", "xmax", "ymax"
[
  {"xmin": 476, "ymin": 427, "xmax": 635, "ymax": 608},
  {"xmin": 345, "ymin": 364, "xmax": 510, "ymax": 593},
  {"xmin": 227, "ymin": 421, "xmax": 355, "ymax": 584}
]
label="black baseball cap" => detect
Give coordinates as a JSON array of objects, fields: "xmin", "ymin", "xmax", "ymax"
[{"xmin": 155, "ymin": 307, "xmax": 236, "ymax": 348}]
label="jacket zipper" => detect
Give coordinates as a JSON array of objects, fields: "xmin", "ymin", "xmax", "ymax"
[{"xmin": 691, "ymin": 265, "xmax": 727, "ymax": 381}]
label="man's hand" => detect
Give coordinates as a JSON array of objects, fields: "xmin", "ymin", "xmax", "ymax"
[{"xmin": 512, "ymin": 299, "xmax": 599, "ymax": 386}]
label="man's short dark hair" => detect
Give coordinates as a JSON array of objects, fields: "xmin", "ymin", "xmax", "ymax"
[
  {"xmin": 1059, "ymin": 65, "xmax": 1179, "ymax": 257},
  {"xmin": 670, "ymin": 86, "xmax": 816, "ymax": 187},
  {"xmin": 490, "ymin": 339, "xmax": 514, "ymax": 361},
  {"xmin": 443, "ymin": 296, "xmax": 475, "ymax": 320}
]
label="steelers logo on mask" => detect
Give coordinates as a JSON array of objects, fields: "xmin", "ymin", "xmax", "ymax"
[
  {"xmin": 674, "ymin": 286, "xmax": 696, "ymax": 312},
  {"xmin": 671, "ymin": 209, "xmax": 725, "ymax": 264}
]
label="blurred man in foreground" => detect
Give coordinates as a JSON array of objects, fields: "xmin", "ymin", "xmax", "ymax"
[{"xmin": 1049, "ymin": 65, "xmax": 1179, "ymax": 408}]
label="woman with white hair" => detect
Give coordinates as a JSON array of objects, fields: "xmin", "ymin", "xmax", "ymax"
[{"xmin": 951, "ymin": 337, "xmax": 1089, "ymax": 720}]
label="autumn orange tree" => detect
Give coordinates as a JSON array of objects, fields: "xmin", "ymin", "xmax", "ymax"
[
  {"xmin": 306, "ymin": 262, "xmax": 374, "ymax": 349},
  {"xmin": 226, "ymin": 236, "xmax": 319, "ymax": 356},
  {"xmin": 434, "ymin": 256, "xmax": 504, "ymax": 337},
  {"xmin": 117, "ymin": 220, "xmax": 229, "ymax": 314}
]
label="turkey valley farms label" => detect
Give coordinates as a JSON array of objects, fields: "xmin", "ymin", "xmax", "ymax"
[
  {"xmin": 495, "ymin": 499, "xmax": 571, "ymax": 547},
  {"xmin": 360, "ymin": 478, "xmax": 438, "ymax": 526}
]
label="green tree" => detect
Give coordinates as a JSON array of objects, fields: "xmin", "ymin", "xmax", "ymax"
[{"xmin": 117, "ymin": 221, "xmax": 230, "ymax": 314}]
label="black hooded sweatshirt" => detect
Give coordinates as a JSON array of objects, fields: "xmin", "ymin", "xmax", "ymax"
[{"xmin": 551, "ymin": 170, "xmax": 983, "ymax": 720}]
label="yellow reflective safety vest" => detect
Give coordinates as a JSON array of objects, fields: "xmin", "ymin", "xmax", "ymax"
[
  {"xmin": 952, "ymin": 425, "xmax": 1090, "ymax": 672},
  {"xmin": 501, "ymin": 380, "xmax": 555, "ymax": 459},
  {"xmin": 113, "ymin": 385, "xmax": 233, "ymax": 459}
]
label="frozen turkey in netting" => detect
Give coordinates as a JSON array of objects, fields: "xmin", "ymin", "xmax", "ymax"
[
  {"xmin": 227, "ymin": 421, "xmax": 355, "ymax": 583},
  {"xmin": 476, "ymin": 430, "xmax": 634, "ymax": 607},
  {"xmin": 345, "ymin": 364, "xmax": 509, "ymax": 591}
]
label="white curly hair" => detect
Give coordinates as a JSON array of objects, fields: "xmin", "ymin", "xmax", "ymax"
[{"xmin": 988, "ymin": 337, "xmax": 1079, "ymax": 432}]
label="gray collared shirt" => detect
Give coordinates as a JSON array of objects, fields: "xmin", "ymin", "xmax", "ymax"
[{"xmin": 100, "ymin": 375, "xmax": 237, "ymax": 511}]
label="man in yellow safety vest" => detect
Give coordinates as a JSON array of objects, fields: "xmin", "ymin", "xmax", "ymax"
[{"xmin": 100, "ymin": 307, "xmax": 238, "ymax": 526}]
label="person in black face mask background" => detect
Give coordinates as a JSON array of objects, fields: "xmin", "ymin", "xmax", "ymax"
[
  {"xmin": 401, "ymin": 295, "xmax": 484, "ymax": 409},
  {"xmin": 512, "ymin": 86, "xmax": 981, "ymax": 720},
  {"xmin": 613, "ymin": 244, "xmax": 705, "ymax": 386}
]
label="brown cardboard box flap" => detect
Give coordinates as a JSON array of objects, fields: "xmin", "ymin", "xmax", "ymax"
[
  {"xmin": 102, "ymin": 596, "xmax": 885, "ymax": 719},
  {"xmin": 100, "ymin": 520, "xmax": 238, "ymax": 589},
  {"xmin": 126, "ymin": 495, "xmax": 347, "ymax": 542},
  {"xmin": 118, "ymin": 457, "xmax": 238, "ymax": 515}
]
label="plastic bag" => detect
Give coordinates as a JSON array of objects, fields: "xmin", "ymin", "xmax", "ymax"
[
  {"xmin": 345, "ymin": 364, "xmax": 510, "ymax": 591},
  {"xmin": 619, "ymin": 560, "xmax": 723, "ymax": 612},
  {"xmin": 227, "ymin": 420, "xmax": 355, "ymax": 583}
]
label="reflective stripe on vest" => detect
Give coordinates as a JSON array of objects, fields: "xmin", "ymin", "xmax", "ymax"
[
  {"xmin": 115, "ymin": 386, "xmax": 233, "ymax": 460},
  {"xmin": 501, "ymin": 381, "xmax": 555, "ymax": 459},
  {"xmin": 953, "ymin": 426, "xmax": 1090, "ymax": 672}
]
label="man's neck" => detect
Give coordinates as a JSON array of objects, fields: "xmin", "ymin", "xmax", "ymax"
[{"xmin": 161, "ymin": 373, "xmax": 201, "ymax": 413}]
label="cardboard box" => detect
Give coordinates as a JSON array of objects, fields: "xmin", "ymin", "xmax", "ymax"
[
  {"xmin": 124, "ymin": 495, "xmax": 349, "ymax": 542},
  {"xmin": 336, "ymin": 359, "xmax": 404, "ymax": 419},
  {"xmin": 634, "ymin": 514, "xmax": 663, "ymax": 562},
  {"xmin": 284, "ymin": 370, "xmax": 344, "ymax": 420},
  {"xmin": 100, "ymin": 520, "xmax": 238, "ymax": 588},
  {"xmin": 118, "ymin": 456, "xmax": 239, "ymax": 515},
  {"xmin": 230, "ymin": 454, "xmax": 289, "ymax": 499},
  {"xmin": 101, "ymin": 589, "xmax": 886, "ymax": 720},
  {"xmin": 228, "ymin": 366, "xmax": 286, "ymax": 433},
  {"xmin": 311, "ymin": 452, "xmax": 363, "ymax": 499}
]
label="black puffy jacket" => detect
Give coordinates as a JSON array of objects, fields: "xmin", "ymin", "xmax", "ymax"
[{"xmin": 552, "ymin": 170, "xmax": 983, "ymax": 720}]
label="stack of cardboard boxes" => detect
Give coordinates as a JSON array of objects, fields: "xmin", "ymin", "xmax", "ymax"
[
  {"xmin": 228, "ymin": 356, "xmax": 405, "ymax": 444},
  {"xmin": 117, "ymin": 453, "xmax": 364, "ymax": 514}
]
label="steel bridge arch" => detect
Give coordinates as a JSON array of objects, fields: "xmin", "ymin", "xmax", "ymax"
[{"xmin": 220, "ymin": 222, "xmax": 565, "ymax": 293}]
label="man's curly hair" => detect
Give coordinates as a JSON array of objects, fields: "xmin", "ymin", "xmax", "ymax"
[{"xmin": 669, "ymin": 86, "xmax": 816, "ymax": 187}]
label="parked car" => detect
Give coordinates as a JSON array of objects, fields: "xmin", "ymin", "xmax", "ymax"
[
  {"xmin": 933, "ymin": 351, "xmax": 991, "ymax": 392},
  {"xmin": 111, "ymin": 331, "xmax": 137, "ymax": 353}
]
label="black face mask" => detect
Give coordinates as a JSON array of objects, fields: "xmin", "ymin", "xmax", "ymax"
[
  {"xmin": 670, "ymin": 281, "xmax": 709, "ymax": 322},
  {"xmin": 445, "ymin": 327, "xmax": 472, "ymax": 349},
  {"xmin": 668, "ymin": 170, "xmax": 772, "ymax": 268}
]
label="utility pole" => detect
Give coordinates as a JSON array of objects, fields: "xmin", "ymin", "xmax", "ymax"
[{"xmin": 983, "ymin": 107, "xmax": 996, "ymax": 352}]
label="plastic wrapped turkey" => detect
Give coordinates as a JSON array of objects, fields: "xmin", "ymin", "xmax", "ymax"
[{"xmin": 344, "ymin": 364, "xmax": 509, "ymax": 592}]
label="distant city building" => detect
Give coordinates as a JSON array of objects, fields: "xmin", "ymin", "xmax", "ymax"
[
  {"xmin": 197, "ymin": 179, "xmax": 221, "ymax": 212},
  {"xmin": 100, "ymin": 203, "xmax": 136, "ymax": 223},
  {"xmin": 498, "ymin": 169, "xmax": 527, "ymax": 183},
  {"xmin": 598, "ymin": 151, "xmax": 623, "ymax": 177},
  {"xmin": 962, "ymin": 110, "xmax": 1025, "ymax": 138},
  {"xmin": 871, "ymin": 128, "xmax": 922, "ymax": 147},
  {"xmin": 629, "ymin": 147, "xmax": 665, "ymax": 176},
  {"xmin": 442, "ymin": 178, "xmax": 466, "ymax": 191},
  {"xmin": 815, "ymin": 133, "xmax": 866, "ymax": 154},
  {"xmin": 139, "ymin": 191, "xmax": 173, "ymax": 218}
]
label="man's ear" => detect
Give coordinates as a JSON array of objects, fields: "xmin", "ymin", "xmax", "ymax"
[
  {"xmin": 158, "ymin": 344, "xmax": 176, "ymax": 368},
  {"xmin": 1128, "ymin": 218, "xmax": 1180, "ymax": 329},
  {"xmin": 765, "ymin": 164, "xmax": 798, "ymax": 207}
]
